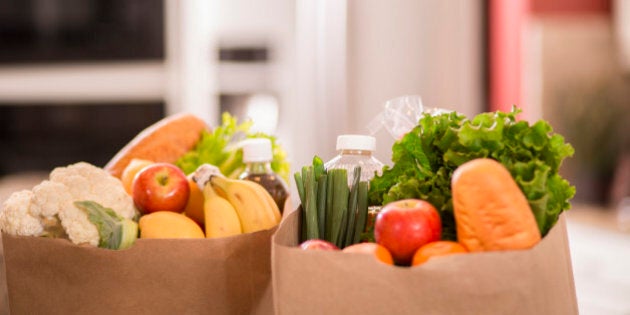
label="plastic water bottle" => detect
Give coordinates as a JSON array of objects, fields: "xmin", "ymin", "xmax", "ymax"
[{"xmin": 324, "ymin": 135, "xmax": 384, "ymax": 183}]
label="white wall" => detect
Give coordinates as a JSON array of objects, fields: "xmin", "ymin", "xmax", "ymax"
[
  {"xmin": 346, "ymin": 0, "xmax": 484, "ymax": 164},
  {"xmin": 288, "ymin": 0, "xmax": 348, "ymax": 175}
]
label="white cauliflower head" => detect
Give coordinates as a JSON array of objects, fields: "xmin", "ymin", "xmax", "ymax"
[{"xmin": 0, "ymin": 162, "xmax": 138, "ymax": 246}]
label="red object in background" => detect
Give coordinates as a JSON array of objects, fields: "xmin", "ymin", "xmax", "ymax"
[
  {"xmin": 488, "ymin": 0, "xmax": 611, "ymax": 115},
  {"xmin": 530, "ymin": 0, "xmax": 610, "ymax": 14},
  {"xmin": 488, "ymin": 0, "xmax": 529, "ymax": 114}
]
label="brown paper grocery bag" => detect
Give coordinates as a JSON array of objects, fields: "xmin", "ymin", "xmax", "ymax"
[
  {"xmin": 2, "ymin": 226, "xmax": 276, "ymax": 315},
  {"xmin": 272, "ymin": 210, "xmax": 578, "ymax": 315}
]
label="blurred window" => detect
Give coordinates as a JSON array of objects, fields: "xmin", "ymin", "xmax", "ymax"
[{"xmin": 0, "ymin": 0, "xmax": 163, "ymax": 64}]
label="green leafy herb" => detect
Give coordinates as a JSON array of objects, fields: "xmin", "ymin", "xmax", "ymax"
[
  {"xmin": 176, "ymin": 112, "xmax": 291, "ymax": 182},
  {"xmin": 368, "ymin": 107, "xmax": 575, "ymax": 239}
]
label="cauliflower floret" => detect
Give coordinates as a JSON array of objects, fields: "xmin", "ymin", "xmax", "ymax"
[
  {"xmin": 30, "ymin": 181, "xmax": 74, "ymax": 218},
  {"xmin": 50, "ymin": 162, "xmax": 136, "ymax": 220},
  {"xmin": 0, "ymin": 190, "xmax": 42, "ymax": 236},
  {"xmin": 31, "ymin": 180, "xmax": 99, "ymax": 246},
  {"xmin": 58, "ymin": 201, "xmax": 100, "ymax": 246},
  {"xmin": 0, "ymin": 162, "xmax": 138, "ymax": 246}
]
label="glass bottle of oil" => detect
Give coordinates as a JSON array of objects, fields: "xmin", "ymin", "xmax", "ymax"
[{"xmin": 239, "ymin": 138, "xmax": 288, "ymax": 213}]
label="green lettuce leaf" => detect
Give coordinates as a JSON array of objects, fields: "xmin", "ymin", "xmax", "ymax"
[
  {"xmin": 176, "ymin": 112, "xmax": 291, "ymax": 182},
  {"xmin": 369, "ymin": 107, "xmax": 575, "ymax": 239}
]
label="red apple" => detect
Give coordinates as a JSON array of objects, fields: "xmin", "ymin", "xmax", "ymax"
[
  {"xmin": 299, "ymin": 239, "xmax": 340, "ymax": 251},
  {"xmin": 374, "ymin": 199, "xmax": 441, "ymax": 266},
  {"xmin": 132, "ymin": 163, "xmax": 190, "ymax": 214}
]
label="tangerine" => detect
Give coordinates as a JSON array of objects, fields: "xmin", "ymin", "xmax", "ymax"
[
  {"xmin": 411, "ymin": 241, "xmax": 468, "ymax": 266},
  {"xmin": 184, "ymin": 176, "xmax": 205, "ymax": 226},
  {"xmin": 120, "ymin": 158, "xmax": 154, "ymax": 195},
  {"xmin": 342, "ymin": 242, "xmax": 394, "ymax": 265}
]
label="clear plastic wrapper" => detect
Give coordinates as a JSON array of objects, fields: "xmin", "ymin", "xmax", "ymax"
[
  {"xmin": 367, "ymin": 95, "xmax": 452, "ymax": 140},
  {"xmin": 367, "ymin": 95, "xmax": 424, "ymax": 140}
]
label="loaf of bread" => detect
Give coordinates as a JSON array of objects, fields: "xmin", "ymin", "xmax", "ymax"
[
  {"xmin": 451, "ymin": 158, "xmax": 541, "ymax": 252},
  {"xmin": 105, "ymin": 113, "xmax": 209, "ymax": 178}
]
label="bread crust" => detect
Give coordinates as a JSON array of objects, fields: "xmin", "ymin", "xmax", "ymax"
[
  {"xmin": 452, "ymin": 158, "xmax": 541, "ymax": 252},
  {"xmin": 105, "ymin": 113, "xmax": 209, "ymax": 178}
]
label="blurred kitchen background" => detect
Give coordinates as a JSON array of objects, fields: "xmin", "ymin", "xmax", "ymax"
[{"xmin": 0, "ymin": 0, "xmax": 628, "ymax": 314}]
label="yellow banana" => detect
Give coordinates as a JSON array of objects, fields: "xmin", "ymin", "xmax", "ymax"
[
  {"xmin": 202, "ymin": 183, "xmax": 242, "ymax": 238},
  {"xmin": 258, "ymin": 183, "xmax": 283, "ymax": 222},
  {"xmin": 240, "ymin": 179, "xmax": 281, "ymax": 225},
  {"xmin": 210, "ymin": 176, "xmax": 281, "ymax": 233}
]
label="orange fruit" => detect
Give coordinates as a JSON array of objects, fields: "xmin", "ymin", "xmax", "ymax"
[
  {"xmin": 139, "ymin": 211, "xmax": 205, "ymax": 239},
  {"xmin": 184, "ymin": 176, "xmax": 205, "ymax": 226},
  {"xmin": 120, "ymin": 158, "xmax": 154, "ymax": 195},
  {"xmin": 411, "ymin": 241, "xmax": 468, "ymax": 266},
  {"xmin": 342, "ymin": 242, "xmax": 394, "ymax": 265}
]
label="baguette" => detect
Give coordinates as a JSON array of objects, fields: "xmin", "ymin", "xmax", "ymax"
[
  {"xmin": 105, "ymin": 113, "xmax": 209, "ymax": 178},
  {"xmin": 451, "ymin": 158, "xmax": 541, "ymax": 252}
]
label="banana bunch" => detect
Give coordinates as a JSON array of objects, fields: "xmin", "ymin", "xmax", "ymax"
[
  {"xmin": 202, "ymin": 183, "xmax": 242, "ymax": 238},
  {"xmin": 196, "ymin": 165, "xmax": 282, "ymax": 238}
]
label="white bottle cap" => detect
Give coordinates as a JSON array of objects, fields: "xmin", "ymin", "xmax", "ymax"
[
  {"xmin": 241, "ymin": 138, "xmax": 273, "ymax": 162},
  {"xmin": 336, "ymin": 135, "xmax": 376, "ymax": 151}
]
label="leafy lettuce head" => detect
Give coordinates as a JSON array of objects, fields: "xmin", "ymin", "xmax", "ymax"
[{"xmin": 368, "ymin": 107, "xmax": 575, "ymax": 239}]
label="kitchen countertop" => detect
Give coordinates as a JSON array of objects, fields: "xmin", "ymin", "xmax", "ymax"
[{"xmin": 564, "ymin": 204, "xmax": 630, "ymax": 315}]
